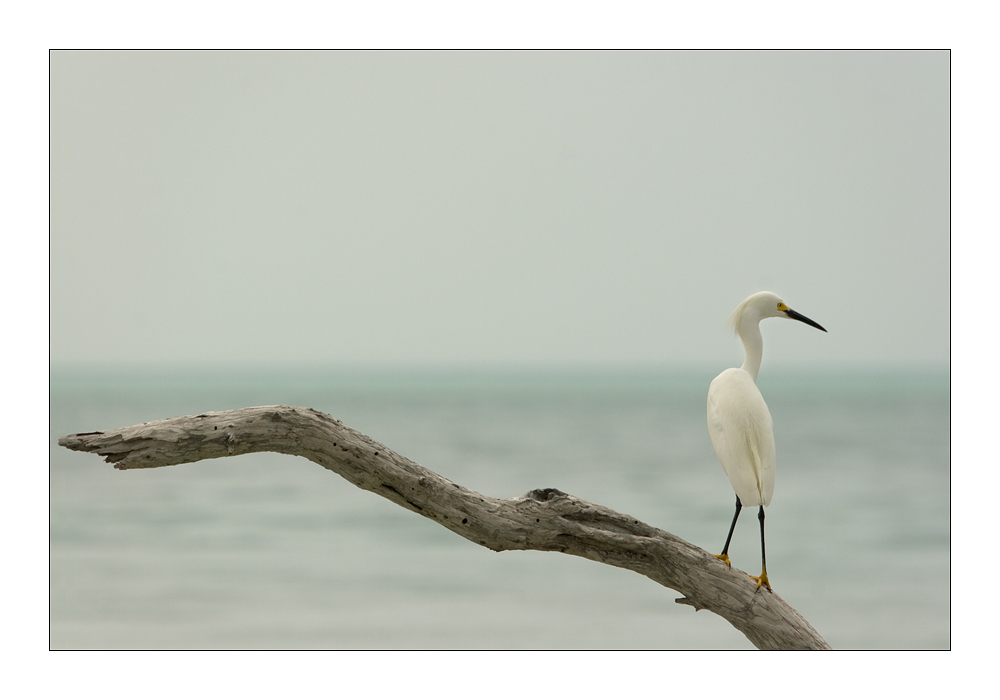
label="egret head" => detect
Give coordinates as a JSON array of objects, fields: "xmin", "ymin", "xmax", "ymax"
[{"xmin": 730, "ymin": 291, "xmax": 827, "ymax": 333}]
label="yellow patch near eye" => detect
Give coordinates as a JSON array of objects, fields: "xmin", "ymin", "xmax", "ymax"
[{"xmin": 777, "ymin": 303, "xmax": 789, "ymax": 311}]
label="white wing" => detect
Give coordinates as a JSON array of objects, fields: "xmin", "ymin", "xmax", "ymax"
[{"xmin": 707, "ymin": 368, "xmax": 776, "ymax": 506}]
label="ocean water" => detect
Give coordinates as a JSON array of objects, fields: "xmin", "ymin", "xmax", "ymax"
[{"xmin": 49, "ymin": 367, "xmax": 949, "ymax": 650}]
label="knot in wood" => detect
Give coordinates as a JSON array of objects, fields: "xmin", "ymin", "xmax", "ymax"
[{"xmin": 522, "ymin": 487, "xmax": 568, "ymax": 502}]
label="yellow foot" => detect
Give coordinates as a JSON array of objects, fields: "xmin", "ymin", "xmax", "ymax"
[
  {"xmin": 749, "ymin": 571, "xmax": 771, "ymax": 591},
  {"xmin": 713, "ymin": 553, "xmax": 731, "ymax": 567}
]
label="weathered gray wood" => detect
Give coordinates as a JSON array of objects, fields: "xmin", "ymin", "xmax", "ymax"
[{"xmin": 59, "ymin": 404, "xmax": 831, "ymax": 650}]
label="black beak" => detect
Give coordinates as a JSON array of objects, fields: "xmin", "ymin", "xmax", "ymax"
[{"xmin": 785, "ymin": 308, "xmax": 827, "ymax": 332}]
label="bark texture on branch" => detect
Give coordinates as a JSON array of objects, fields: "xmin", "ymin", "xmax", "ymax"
[{"xmin": 59, "ymin": 404, "xmax": 831, "ymax": 650}]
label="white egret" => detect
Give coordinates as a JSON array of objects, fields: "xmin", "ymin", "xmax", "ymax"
[{"xmin": 708, "ymin": 291, "xmax": 826, "ymax": 590}]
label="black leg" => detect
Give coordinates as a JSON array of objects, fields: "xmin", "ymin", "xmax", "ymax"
[
  {"xmin": 758, "ymin": 506, "xmax": 766, "ymax": 572},
  {"xmin": 716, "ymin": 496, "xmax": 742, "ymax": 565},
  {"xmin": 754, "ymin": 505, "xmax": 771, "ymax": 590}
]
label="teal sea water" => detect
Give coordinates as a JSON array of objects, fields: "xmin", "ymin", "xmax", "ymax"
[{"xmin": 50, "ymin": 367, "xmax": 949, "ymax": 649}]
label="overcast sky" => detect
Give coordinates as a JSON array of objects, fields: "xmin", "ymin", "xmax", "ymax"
[{"xmin": 50, "ymin": 50, "xmax": 949, "ymax": 370}]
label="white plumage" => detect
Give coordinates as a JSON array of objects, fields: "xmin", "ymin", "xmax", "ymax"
[
  {"xmin": 708, "ymin": 367, "xmax": 775, "ymax": 507},
  {"xmin": 708, "ymin": 291, "xmax": 826, "ymax": 589}
]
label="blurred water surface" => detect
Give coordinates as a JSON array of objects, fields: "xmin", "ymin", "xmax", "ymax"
[{"xmin": 50, "ymin": 367, "xmax": 949, "ymax": 649}]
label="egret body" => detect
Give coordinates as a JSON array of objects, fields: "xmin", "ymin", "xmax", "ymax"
[{"xmin": 708, "ymin": 291, "xmax": 826, "ymax": 590}]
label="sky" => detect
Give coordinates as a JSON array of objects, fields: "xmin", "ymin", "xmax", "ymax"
[{"xmin": 50, "ymin": 50, "xmax": 949, "ymax": 370}]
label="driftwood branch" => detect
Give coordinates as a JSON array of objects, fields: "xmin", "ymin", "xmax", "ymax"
[{"xmin": 59, "ymin": 404, "xmax": 831, "ymax": 650}]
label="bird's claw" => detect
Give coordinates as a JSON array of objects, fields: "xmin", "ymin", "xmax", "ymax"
[
  {"xmin": 713, "ymin": 553, "xmax": 731, "ymax": 567},
  {"xmin": 749, "ymin": 572, "xmax": 771, "ymax": 591}
]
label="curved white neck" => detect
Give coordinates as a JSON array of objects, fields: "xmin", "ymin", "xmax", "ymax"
[{"xmin": 737, "ymin": 317, "xmax": 763, "ymax": 383}]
